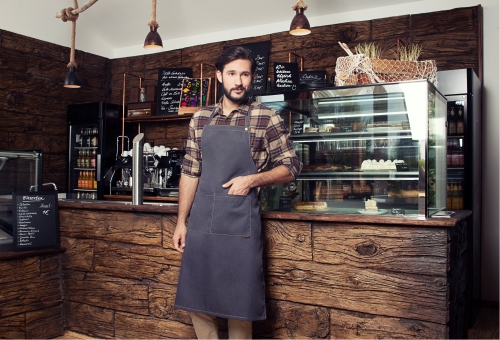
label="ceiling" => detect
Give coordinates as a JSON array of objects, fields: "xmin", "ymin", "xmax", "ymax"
[{"xmin": 0, "ymin": 0, "xmax": 423, "ymax": 58}]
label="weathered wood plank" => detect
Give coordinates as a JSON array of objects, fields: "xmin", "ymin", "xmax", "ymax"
[
  {"xmin": 59, "ymin": 210, "xmax": 163, "ymax": 246},
  {"xmin": 265, "ymin": 258, "xmax": 448, "ymax": 324},
  {"xmin": 64, "ymin": 300, "xmax": 114, "ymax": 339},
  {"xmin": 254, "ymin": 299, "xmax": 329, "ymax": 339},
  {"xmin": 61, "ymin": 237, "xmax": 95, "ymax": 271},
  {"xmin": 0, "ymin": 313, "xmax": 25, "ymax": 339},
  {"xmin": 0, "ymin": 275, "xmax": 62, "ymax": 318},
  {"xmin": 329, "ymin": 308, "xmax": 447, "ymax": 339},
  {"xmin": 149, "ymin": 282, "xmax": 192, "ymax": 324},
  {"xmin": 0, "ymin": 256, "xmax": 40, "ymax": 284},
  {"xmin": 25, "ymin": 305, "xmax": 64, "ymax": 339},
  {"xmin": 93, "ymin": 239, "xmax": 181, "ymax": 282},
  {"xmin": 64, "ymin": 270, "xmax": 149, "ymax": 315},
  {"xmin": 0, "ymin": 46, "xmax": 27, "ymax": 72},
  {"xmin": 263, "ymin": 219, "xmax": 312, "ymax": 261},
  {"xmin": 313, "ymin": 223, "xmax": 448, "ymax": 276},
  {"xmin": 115, "ymin": 311, "xmax": 197, "ymax": 339}
]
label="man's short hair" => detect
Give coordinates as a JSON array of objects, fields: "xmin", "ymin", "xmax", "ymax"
[{"xmin": 215, "ymin": 46, "xmax": 256, "ymax": 74}]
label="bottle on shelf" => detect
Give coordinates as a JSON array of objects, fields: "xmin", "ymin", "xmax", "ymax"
[
  {"xmin": 91, "ymin": 150, "xmax": 96, "ymax": 168},
  {"xmin": 266, "ymin": 77, "xmax": 273, "ymax": 93},
  {"xmin": 456, "ymin": 107, "xmax": 464, "ymax": 135},
  {"xmin": 451, "ymin": 182, "xmax": 460, "ymax": 210},
  {"xmin": 91, "ymin": 127, "xmax": 98, "ymax": 147},
  {"xmin": 446, "ymin": 182, "xmax": 452, "ymax": 209},
  {"xmin": 457, "ymin": 182, "xmax": 464, "ymax": 209},
  {"xmin": 448, "ymin": 107, "xmax": 457, "ymax": 136},
  {"xmin": 78, "ymin": 171, "xmax": 83, "ymax": 189},
  {"xmin": 93, "ymin": 171, "xmax": 97, "ymax": 189}
]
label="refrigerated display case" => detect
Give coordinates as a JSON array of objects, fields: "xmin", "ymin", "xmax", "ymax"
[
  {"xmin": 437, "ymin": 68, "xmax": 482, "ymax": 310},
  {"xmin": 260, "ymin": 80, "xmax": 447, "ymax": 218},
  {"xmin": 67, "ymin": 102, "xmax": 135, "ymax": 200}
]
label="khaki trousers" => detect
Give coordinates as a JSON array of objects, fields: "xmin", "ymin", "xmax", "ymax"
[{"xmin": 189, "ymin": 312, "xmax": 252, "ymax": 339}]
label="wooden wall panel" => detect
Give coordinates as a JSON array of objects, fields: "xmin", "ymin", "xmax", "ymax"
[
  {"xmin": 64, "ymin": 300, "xmax": 115, "ymax": 339},
  {"xmin": 61, "ymin": 237, "xmax": 95, "ymax": 271},
  {"xmin": 115, "ymin": 311, "xmax": 197, "ymax": 339},
  {"xmin": 59, "ymin": 209, "xmax": 162, "ymax": 246},
  {"xmin": 25, "ymin": 305, "xmax": 64, "ymax": 339},
  {"xmin": 263, "ymin": 219, "xmax": 312, "ymax": 260},
  {"xmin": 329, "ymin": 308, "xmax": 447, "ymax": 339},
  {"xmin": 64, "ymin": 270, "xmax": 149, "ymax": 315},
  {"xmin": 149, "ymin": 282, "xmax": 192, "ymax": 324},
  {"xmin": 93, "ymin": 239, "xmax": 181, "ymax": 282},
  {"xmin": 265, "ymin": 258, "xmax": 448, "ymax": 324},
  {"xmin": 313, "ymin": 223, "xmax": 448, "ymax": 276},
  {"xmin": 0, "ymin": 314, "xmax": 25, "ymax": 339}
]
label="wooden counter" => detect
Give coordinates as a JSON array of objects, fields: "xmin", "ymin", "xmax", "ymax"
[{"xmin": 0, "ymin": 200, "xmax": 470, "ymax": 339}]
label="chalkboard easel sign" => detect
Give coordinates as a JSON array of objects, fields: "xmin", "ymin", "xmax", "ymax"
[
  {"xmin": 13, "ymin": 191, "xmax": 60, "ymax": 251},
  {"xmin": 274, "ymin": 62, "xmax": 300, "ymax": 92},
  {"xmin": 157, "ymin": 68, "xmax": 193, "ymax": 116},
  {"xmin": 291, "ymin": 119, "xmax": 305, "ymax": 135}
]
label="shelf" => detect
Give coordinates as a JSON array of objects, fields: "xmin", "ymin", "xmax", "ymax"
[
  {"xmin": 75, "ymin": 146, "xmax": 98, "ymax": 150},
  {"xmin": 124, "ymin": 114, "xmax": 193, "ymax": 123},
  {"xmin": 290, "ymin": 130, "xmax": 413, "ymax": 143},
  {"xmin": 298, "ymin": 171, "xmax": 419, "ymax": 181},
  {"xmin": 74, "ymin": 189, "xmax": 97, "ymax": 192},
  {"xmin": 74, "ymin": 168, "xmax": 96, "ymax": 171}
]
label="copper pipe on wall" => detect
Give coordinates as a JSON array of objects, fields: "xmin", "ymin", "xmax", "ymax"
[
  {"xmin": 200, "ymin": 63, "xmax": 217, "ymax": 106},
  {"xmin": 121, "ymin": 72, "xmax": 144, "ymax": 154},
  {"xmin": 288, "ymin": 52, "xmax": 305, "ymax": 71}
]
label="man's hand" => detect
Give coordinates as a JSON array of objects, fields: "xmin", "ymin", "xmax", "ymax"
[
  {"xmin": 172, "ymin": 223, "xmax": 187, "ymax": 253},
  {"xmin": 222, "ymin": 175, "xmax": 254, "ymax": 195}
]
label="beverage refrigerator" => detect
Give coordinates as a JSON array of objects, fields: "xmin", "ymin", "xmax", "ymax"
[
  {"xmin": 436, "ymin": 68, "xmax": 482, "ymax": 315},
  {"xmin": 67, "ymin": 102, "xmax": 135, "ymax": 200}
]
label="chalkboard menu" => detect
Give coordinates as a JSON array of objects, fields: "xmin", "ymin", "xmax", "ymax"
[
  {"xmin": 291, "ymin": 119, "xmax": 305, "ymax": 135},
  {"xmin": 274, "ymin": 62, "xmax": 300, "ymax": 92},
  {"xmin": 13, "ymin": 192, "xmax": 60, "ymax": 251},
  {"xmin": 299, "ymin": 70, "xmax": 327, "ymax": 84},
  {"xmin": 225, "ymin": 41, "xmax": 270, "ymax": 95},
  {"xmin": 157, "ymin": 68, "xmax": 193, "ymax": 115}
]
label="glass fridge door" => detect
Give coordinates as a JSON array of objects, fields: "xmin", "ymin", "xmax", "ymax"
[{"xmin": 68, "ymin": 123, "xmax": 99, "ymax": 200}]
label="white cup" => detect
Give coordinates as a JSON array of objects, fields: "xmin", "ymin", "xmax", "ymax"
[
  {"xmin": 144, "ymin": 143, "xmax": 152, "ymax": 152},
  {"xmin": 153, "ymin": 146, "xmax": 160, "ymax": 153}
]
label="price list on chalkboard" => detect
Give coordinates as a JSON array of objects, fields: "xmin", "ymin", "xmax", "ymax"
[
  {"xmin": 274, "ymin": 62, "xmax": 300, "ymax": 92},
  {"xmin": 13, "ymin": 192, "xmax": 59, "ymax": 251},
  {"xmin": 157, "ymin": 68, "xmax": 193, "ymax": 115}
]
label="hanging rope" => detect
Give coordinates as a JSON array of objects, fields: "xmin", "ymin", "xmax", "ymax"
[
  {"xmin": 148, "ymin": 0, "xmax": 160, "ymax": 29},
  {"xmin": 292, "ymin": 0, "xmax": 308, "ymax": 10},
  {"xmin": 56, "ymin": 0, "xmax": 99, "ymax": 68}
]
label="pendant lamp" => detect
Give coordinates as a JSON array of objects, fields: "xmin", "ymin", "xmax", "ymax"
[
  {"xmin": 290, "ymin": 0, "xmax": 311, "ymax": 36},
  {"xmin": 57, "ymin": 1, "xmax": 99, "ymax": 88},
  {"xmin": 144, "ymin": 0, "xmax": 163, "ymax": 49}
]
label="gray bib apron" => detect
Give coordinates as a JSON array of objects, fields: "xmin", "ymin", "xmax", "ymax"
[{"xmin": 175, "ymin": 106, "xmax": 266, "ymax": 321}]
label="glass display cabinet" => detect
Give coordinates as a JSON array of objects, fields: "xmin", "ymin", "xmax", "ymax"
[{"xmin": 260, "ymin": 80, "xmax": 447, "ymax": 217}]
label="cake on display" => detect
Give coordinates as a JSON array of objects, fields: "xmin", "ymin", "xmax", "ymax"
[
  {"xmin": 360, "ymin": 159, "xmax": 405, "ymax": 171},
  {"xmin": 364, "ymin": 199, "xmax": 378, "ymax": 212}
]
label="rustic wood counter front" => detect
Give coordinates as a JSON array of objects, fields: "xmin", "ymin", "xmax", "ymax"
[{"xmin": 55, "ymin": 201, "xmax": 469, "ymax": 339}]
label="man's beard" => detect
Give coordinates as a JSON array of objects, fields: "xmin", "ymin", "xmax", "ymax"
[{"xmin": 222, "ymin": 83, "xmax": 252, "ymax": 104}]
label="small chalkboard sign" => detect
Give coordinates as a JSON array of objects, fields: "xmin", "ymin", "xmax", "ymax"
[
  {"xmin": 157, "ymin": 68, "xmax": 193, "ymax": 115},
  {"xmin": 274, "ymin": 63, "xmax": 300, "ymax": 92},
  {"xmin": 224, "ymin": 41, "xmax": 270, "ymax": 95},
  {"xmin": 340, "ymin": 125, "xmax": 354, "ymax": 132},
  {"xmin": 299, "ymin": 71, "xmax": 327, "ymax": 84},
  {"xmin": 178, "ymin": 78, "xmax": 211, "ymax": 115},
  {"xmin": 278, "ymin": 196, "xmax": 293, "ymax": 211},
  {"xmin": 13, "ymin": 192, "xmax": 60, "ymax": 251},
  {"xmin": 292, "ymin": 119, "xmax": 304, "ymax": 135}
]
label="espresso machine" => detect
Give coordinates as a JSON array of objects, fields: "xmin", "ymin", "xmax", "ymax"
[{"xmin": 108, "ymin": 142, "xmax": 183, "ymax": 198}]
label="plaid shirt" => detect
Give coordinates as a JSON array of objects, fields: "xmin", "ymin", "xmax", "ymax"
[{"xmin": 182, "ymin": 99, "xmax": 302, "ymax": 179}]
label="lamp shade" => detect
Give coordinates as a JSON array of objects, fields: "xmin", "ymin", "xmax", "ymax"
[
  {"xmin": 144, "ymin": 26, "xmax": 163, "ymax": 49},
  {"xmin": 64, "ymin": 67, "xmax": 81, "ymax": 88},
  {"xmin": 290, "ymin": 7, "xmax": 311, "ymax": 36}
]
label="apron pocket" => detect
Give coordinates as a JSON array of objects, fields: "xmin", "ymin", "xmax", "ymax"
[
  {"xmin": 187, "ymin": 193, "xmax": 214, "ymax": 233},
  {"xmin": 211, "ymin": 194, "xmax": 252, "ymax": 237}
]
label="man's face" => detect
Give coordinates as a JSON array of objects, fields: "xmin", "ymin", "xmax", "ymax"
[{"xmin": 217, "ymin": 59, "xmax": 254, "ymax": 104}]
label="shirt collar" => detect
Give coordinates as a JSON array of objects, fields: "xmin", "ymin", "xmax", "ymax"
[{"xmin": 214, "ymin": 97, "xmax": 253, "ymax": 117}]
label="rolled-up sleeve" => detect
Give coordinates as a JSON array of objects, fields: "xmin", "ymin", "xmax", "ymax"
[
  {"xmin": 181, "ymin": 115, "xmax": 203, "ymax": 178},
  {"xmin": 265, "ymin": 113, "xmax": 302, "ymax": 179}
]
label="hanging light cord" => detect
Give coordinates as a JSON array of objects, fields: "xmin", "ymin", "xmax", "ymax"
[
  {"xmin": 56, "ymin": 0, "xmax": 99, "ymax": 68},
  {"xmin": 292, "ymin": 0, "xmax": 308, "ymax": 10},
  {"xmin": 148, "ymin": 0, "xmax": 160, "ymax": 29}
]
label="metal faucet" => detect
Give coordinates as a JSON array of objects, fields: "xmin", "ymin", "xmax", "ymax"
[
  {"xmin": 29, "ymin": 182, "xmax": 58, "ymax": 192},
  {"xmin": 132, "ymin": 133, "xmax": 144, "ymax": 205}
]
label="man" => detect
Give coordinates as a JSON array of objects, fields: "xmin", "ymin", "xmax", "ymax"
[{"xmin": 172, "ymin": 46, "xmax": 302, "ymax": 339}]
